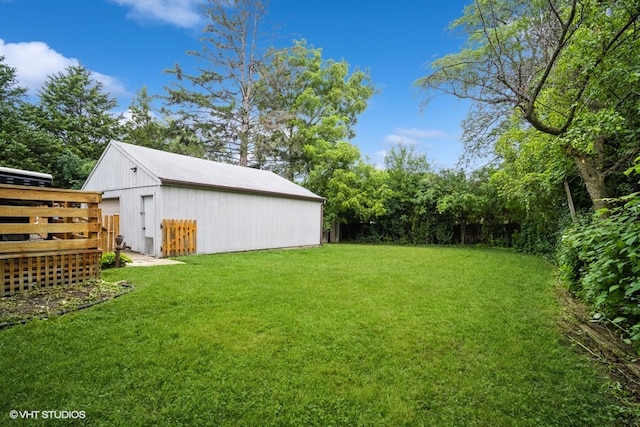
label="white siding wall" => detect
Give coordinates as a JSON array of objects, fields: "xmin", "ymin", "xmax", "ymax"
[
  {"xmin": 83, "ymin": 145, "xmax": 162, "ymax": 256},
  {"xmin": 82, "ymin": 145, "xmax": 158, "ymax": 192},
  {"xmin": 161, "ymin": 186, "xmax": 322, "ymax": 254},
  {"xmin": 99, "ymin": 187, "xmax": 160, "ymax": 255}
]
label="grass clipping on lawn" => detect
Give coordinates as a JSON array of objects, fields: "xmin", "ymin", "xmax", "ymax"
[{"xmin": 0, "ymin": 281, "xmax": 131, "ymax": 327}]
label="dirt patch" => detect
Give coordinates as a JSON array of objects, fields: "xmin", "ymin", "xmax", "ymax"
[
  {"xmin": 0, "ymin": 281, "xmax": 132, "ymax": 328},
  {"xmin": 558, "ymin": 286, "xmax": 640, "ymax": 401}
]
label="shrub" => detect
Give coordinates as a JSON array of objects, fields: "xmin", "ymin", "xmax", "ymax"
[
  {"xmin": 557, "ymin": 192, "xmax": 640, "ymax": 347},
  {"xmin": 101, "ymin": 252, "xmax": 133, "ymax": 269}
]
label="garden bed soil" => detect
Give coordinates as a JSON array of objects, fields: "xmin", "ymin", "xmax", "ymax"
[{"xmin": 0, "ymin": 281, "xmax": 132, "ymax": 328}]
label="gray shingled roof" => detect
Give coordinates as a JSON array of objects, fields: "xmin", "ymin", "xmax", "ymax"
[{"xmin": 112, "ymin": 141, "xmax": 324, "ymax": 202}]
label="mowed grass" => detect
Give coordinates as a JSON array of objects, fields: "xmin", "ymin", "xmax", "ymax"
[{"xmin": 0, "ymin": 245, "xmax": 629, "ymax": 425}]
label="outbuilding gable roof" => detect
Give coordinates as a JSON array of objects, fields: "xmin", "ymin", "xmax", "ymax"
[{"xmin": 109, "ymin": 141, "xmax": 324, "ymax": 202}]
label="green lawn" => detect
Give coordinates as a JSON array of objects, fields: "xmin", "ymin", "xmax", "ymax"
[{"xmin": 0, "ymin": 245, "xmax": 632, "ymax": 425}]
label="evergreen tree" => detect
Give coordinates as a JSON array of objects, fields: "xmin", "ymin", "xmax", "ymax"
[
  {"xmin": 0, "ymin": 56, "xmax": 59, "ymax": 174},
  {"xmin": 35, "ymin": 65, "xmax": 122, "ymax": 188},
  {"xmin": 164, "ymin": 0, "xmax": 271, "ymax": 166}
]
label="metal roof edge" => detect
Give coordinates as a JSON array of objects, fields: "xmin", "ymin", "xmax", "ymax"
[{"xmin": 160, "ymin": 178, "xmax": 326, "ymax": 203}]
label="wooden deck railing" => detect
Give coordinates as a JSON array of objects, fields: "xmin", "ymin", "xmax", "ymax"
[{"xmin": 0, "ymin": 184, "xmax": 102, "ymax": 296}]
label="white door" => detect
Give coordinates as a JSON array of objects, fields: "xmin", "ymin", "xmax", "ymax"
[{"xmin": 142, "ymin": 195, "xmax": 155, "ymax": 256}]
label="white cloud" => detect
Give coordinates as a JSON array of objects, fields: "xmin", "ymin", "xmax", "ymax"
[
  {"xmin": 372, "ymin": 150, "xmax": 387, "ymax": 170},
  {"xmin": 0, "ymin": 39, "xmax": 129, "ymax": 98},
  {"xmin": 110, "ymin": 0, "xmax": 202, "ymax": 29},
  {"xmin": 91, "ymin": 71, "xmax": 131, "ymax": 98},
  {"xmin": 395, "ymin": 127, "xmax": 447, "ymax": 139},
  {"xmin": 0, "ymin": 39, "xmax": 76, "ymax": 92},
  {"xmin": 384, "ymin": 134, "xmax": 419, "ymax": 145},
  {"xmin": 383, "ymin": 126, "xmax": 450, "ymax": 148}
]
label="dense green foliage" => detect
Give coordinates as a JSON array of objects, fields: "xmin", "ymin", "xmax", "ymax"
[
  {"xmin": 0, "ymin": 56, "xmax": 39, "ymax": 171},
  {"xmin": 0, "ymin": 60, "xmax": 122, "ymax": 188},
  {"xmin": 256, "ymin": 40, "xmax": 375, "ymax": 181},
  {"xmin": 253, "ymin": 40, "xmax": 379, "ymax": 227},
  {"xmin": 347, "ymin": 147, "xmax": 518, "ymax": 247},
  {"xmin": 35, "ymin": 65, "xmax": 122, "ymax": 189},
  {"xmin": 558, "ymin": 161, "xmax": 640, "ymax": 347},
  {"xmin": 1, "ymin": 245, "xmax": 634, "ymax": 425},
  {"xmin": 418, "ymin": 0, "xmax": 640, "ymax": 211}
]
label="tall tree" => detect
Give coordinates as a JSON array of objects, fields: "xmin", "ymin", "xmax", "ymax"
[
  {"xmin": 377, "ymin": 144, "xmax": 433, "ymax": 243},
  {"xmin": 35, "ymin": 64, "xmax": 122, "ymax": 188},
  {"xmin": 255, "ymin": 40, "xmax": 376, "ymax": 181},
  {"xmin": 254, "ymin": 40, "xmax": 377, "ymax": 228},
  {"xmin": 418, "ymin": 0, "xmax": 640, "ymax": 210},
  {"xmin": 123, "ymin": 87, "xmax": 205, "ymax": 157},
  {"xmin": 434, "ymin": 170, "xmax": 484, "ymax": 245},
  {"xmin": 304, "ymin": 140, "xmax": 389, "ymax": 229},
  {"xmin": 123, "ymin": 86, "xmax": 167, "ymax": 149},
  {"xmin": 0, "ymin": 56, "xmax": 59, "ymax": 173},
  {"xmin": 164, "ymin": 0, "xmax": 271, "ymax": 166},
  {"xmin": 0, "ymin": 56, "xmax": 32, "ymax": 169}
]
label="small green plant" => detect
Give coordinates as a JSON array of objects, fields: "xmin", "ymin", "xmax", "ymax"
[{"xmin": 101, "ymin": 252, "xmax": 132, "ymax": 269}]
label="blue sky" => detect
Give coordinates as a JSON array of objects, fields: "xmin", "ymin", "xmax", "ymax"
[{"xmin": 0, "ymin": 0, "xmax": 472, "ymax": 169}]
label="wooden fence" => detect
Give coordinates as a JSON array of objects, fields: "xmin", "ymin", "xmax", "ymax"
[
  {"xmin": 0, "ymin": 184, "xmax": 102, "ymax": 297},
  {"xmin": 100, "ymin": 214, "xmax": 120, "ymax": 252},
  {"xmin": 161, "ymin": 219, "xmax": 196, "ymax": 257}
]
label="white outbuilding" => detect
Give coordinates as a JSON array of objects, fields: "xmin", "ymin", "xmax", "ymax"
[{"xmin": 82, "ymin": 141, "xmax": 324, "ymax": 257}]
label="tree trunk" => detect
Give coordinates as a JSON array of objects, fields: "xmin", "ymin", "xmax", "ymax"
[
  {"xmin": 563, "ymin": 179, "xmax": 577, "ymax": 221},
  {"xmin": 573, "ymin": 155, "xmax": 610, "ymax": 212},
  {"xmin": 239, "ymin": 111, "xmax": 249, "ymax": 167}
]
